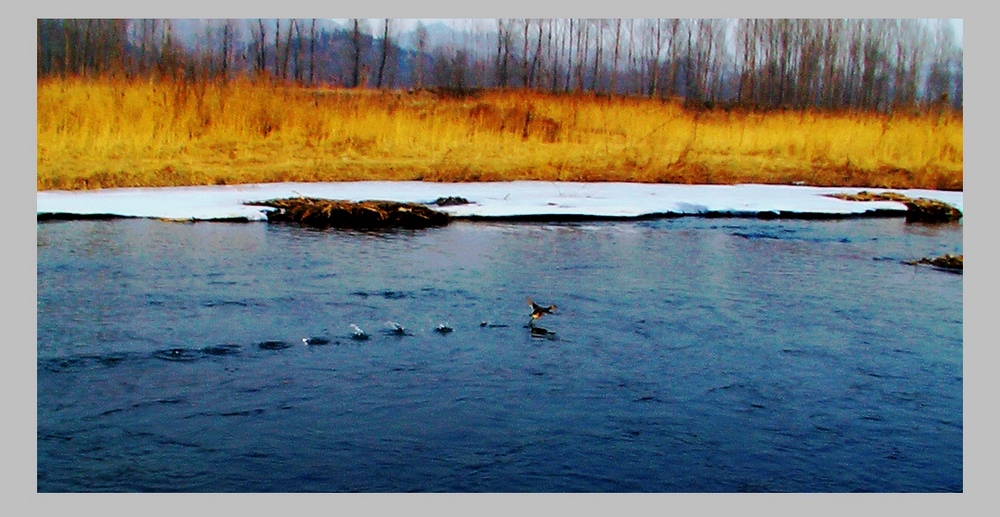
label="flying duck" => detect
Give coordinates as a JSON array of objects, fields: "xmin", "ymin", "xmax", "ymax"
[{"xmin": 527, "ymin": 297, "xmax": 557, "ymax": 322}]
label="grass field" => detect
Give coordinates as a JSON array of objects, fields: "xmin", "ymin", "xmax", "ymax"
[{"xmin": 36, "ymin": 77, "xmax": 964, "ymax": 191}]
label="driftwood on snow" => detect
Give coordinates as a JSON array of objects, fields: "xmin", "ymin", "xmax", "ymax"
[
  {"xmin": 826, "ymin": 191, "xmax": 962, "ymax": 223},
  {"xmin": 901, "ymin": 198, "xmax": 963, "ymax": 223},
  {"xmin": 246, "ymin": 197, "xmax": 450, "ymax": 229}
]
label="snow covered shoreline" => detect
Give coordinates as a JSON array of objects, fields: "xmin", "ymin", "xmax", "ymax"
[{"xmin": 35, "ymin": 181, "xmax": 964, "ymax": 223}]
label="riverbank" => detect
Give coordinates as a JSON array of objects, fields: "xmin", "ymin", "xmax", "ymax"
[
  {"xmin": 37, "ymin": 78, "xmax": 964, "ymax": 191},
  {"xmin": 35, "ymin": 181, "xmax": 964, "ymax": 223}
]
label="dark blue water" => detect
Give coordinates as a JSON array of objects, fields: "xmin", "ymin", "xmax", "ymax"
[{"xmin": 36, "ymin": 216, "xmax": 962, "ymax": 492}]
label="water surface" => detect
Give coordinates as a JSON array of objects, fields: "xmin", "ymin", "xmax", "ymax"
[{"xmin": 37, "ymin": 217, "xmax": 963, "ymax": 492}]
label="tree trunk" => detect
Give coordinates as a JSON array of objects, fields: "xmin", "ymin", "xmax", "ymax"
[
  {"xmin": 377, "ymin": 19, "xmax": 390, "ymax": 89},
  {"xmin": 351, "ymin": 19, "xmax": 362, "ymax": 88}
]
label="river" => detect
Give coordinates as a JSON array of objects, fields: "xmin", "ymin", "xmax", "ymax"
[{"xmin": 36, "ymin": 216, "xmax": 962, "ymax": 492}]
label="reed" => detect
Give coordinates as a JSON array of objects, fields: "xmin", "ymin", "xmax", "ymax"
[{"xmin": 36, "ymin": 77, "xmax": 963, "ymax": 191}]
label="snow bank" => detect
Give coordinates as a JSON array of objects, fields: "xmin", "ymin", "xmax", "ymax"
[{"xmin": 35, "ymin": 181, "xmax": 964, "ymax": 222}]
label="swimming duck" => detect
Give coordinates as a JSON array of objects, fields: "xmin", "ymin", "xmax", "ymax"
[
  {"xmin": 302, "ymin": 336, "xmax": 331, "ymax": 346},
  {"xmin": 259, "ymin": 340, "xmax": 293, "ymax": 350},
  {"xmin": 528, "ymin": 323, "xmax": 556, "ymax": 339},
  {"xmin": 434, "ymin": 323, "xmax": 454, "ymax": 334},
  {"xmin": 386, "ymin": 321, "xmax": 409, "ymax": 336},
  {"xmin": 350, "ymin": 324, "xmax": 369, "ymax": 341}
]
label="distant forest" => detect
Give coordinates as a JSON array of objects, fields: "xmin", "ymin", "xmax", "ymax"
[{"xmin": 36, "ymin": 18, "xmax": 963, "ymax": 112}]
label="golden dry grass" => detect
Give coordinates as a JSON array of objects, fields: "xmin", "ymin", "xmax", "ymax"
[{"xmin": 36, "ymin": 77, "xmax": 963, "ymax": 191}]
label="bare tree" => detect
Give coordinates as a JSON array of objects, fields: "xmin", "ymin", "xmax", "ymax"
[
  {"xmin": 547, "ymin": 19, "xmax": 560, "ymax": 93},
  {"xmin": 859, "ymin": 19, "xmax": 892, "ymax": 111},
  {"xmin": 591, "ymin": 19, "xmax": 606, "ymax": 93},
  {"xmin": 528, "ymin": 19, "xmax": 545, "ymax": 88},
  {"xmin": 663, "ymin": 19, "xmax": 684, "ymax": 99},
  {"xmin": 926, "ymin": 19, "xmax": 961, "ymax": 109},
  {"xmin": 376, "ymin": 19, "xmax": 391, "ymax": 89},
  {"xmin": 819, "ymin": 19, "xmax": 844, "ymax": 109},
  {"xmin": 520, "ymin": 19, "xmax": 531, "ymax": 87},
  {"xmin": 273, "ymin": 19, "xmax": 282, "ymax": 81},
  {"xmin": 279, "ymin": 19, "xmax": 296, "ymax": 82},
  {"xmin": 693, "ymin": 18, "xmax": 728, "ymax": 104},
  {"xmin": 574, "ymin": 19, "xmax": 588, "ymax": 92},
  {"xmin": 138, "ymin": 19, "xmax": 158, "ymax": 77},
  {"xmin": 495, "ymin": 19, "xmax": 512, "ymax": 88},
  {"xmin": 219, "ymin": 19, "xmax": 237, "ymax": 83},
  {"xmin": 610, "ymin": 18, "xmax": 622, "ymax": 95},
  {"xmin": 308, "ymin": 19, "xmax": 317, "ymax": 86},
  {"xmin": 791, "ymin": 20, "xmax": 822, "ymax": 108},
  {"xmin": 252, "ymin": 19, "xmax": 267, "ymax": 79},
  {"xmin": 293, "ymin": 19, "xmax": 304, "ymax": 84},
  {"xmin": 350, "ymin": 18, "xmax": 363, "ymax": 88},
  {"xmin": 414, "ymin": 21, "xmax": 428, "ymax": 89},
  {"xmin": 563, "ymin": 18, "xmax": 575, "ymax": 92},
  {"xmin": 159, "ymin": 19, "xmax": 182, "ymax": 80},
  {"xmin": 625, "ymin": 18, "xmax": 638, "ymax": 95},
  {"xmin": 734, "ymin": 19, "xmax": 756, "ymax": 106}
]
